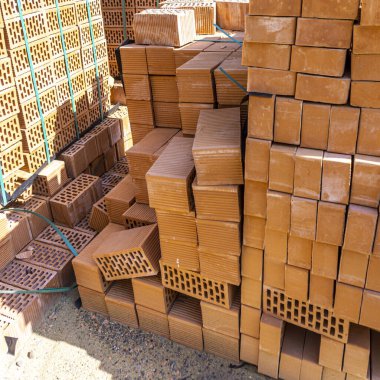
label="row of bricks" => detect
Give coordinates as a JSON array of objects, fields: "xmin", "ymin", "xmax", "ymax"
[
  {"xmin": 248, "ymin": 96, "xmax": 380, "ymax": 158},
  {"xmin": 246, "ymin": 139, "xmax": 380, "ymax": 208}
]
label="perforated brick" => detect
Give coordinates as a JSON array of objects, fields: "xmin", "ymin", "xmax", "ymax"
[
  {"xmin": 45, "ymin": 4, "xmax": 76, "ymax": 34},
  {"xmin": 88, "ymin": 97, "xmax": 109, "ymax": 125},
  {"xmin": 263, "ymin": 286, "xmax": 350, "ymax": 343},
  {"xmin": 132, "ymin": 274, "xmax": 177, "ymax": 313},
  {"xmin": 53, "ymin": 50, "xmax": 83, "ymax": 82},
  {"xmin": 0, "ymin": 142, "xmax": 24, "ymax": 178},
  {"xmin": 105, "ymin": 280, "xmax": 139, "ymax": 328},
  {"xmin": 75, "ymin": 0, "xmax": 103, "ymax": 24},
  {"xmin": 103, "ymin": 9, "xmax": 135, "ymax": 27},
  {"xmin": 135, "ymin": 0, "xmax": 157, "ymax": 8},
  {"xmin": 57, "ymin": 92, "xmax": 88, "ymax": 128},
  {"xmin": 102, "ymin": 0, "xmax": 134, "ymax": 8},
  {"xmin": 75, "ymin": 213, "xmax": 97, "ymax": 236},
  {"xmin": 109, "ymin": 161, "xmax": 129, "ymax": 176},
  {"xmin": 4, "ymin": 211, "xmax": 34, "ymax": 255},
  {"xmin": 84, "ymin": 59, "xmax": 110, "ymax": 88},
  {"xmin": 61, "ymin": 143, "xmax": 88, "ymax": 179},
  {"xmin": 56, "ymin": 71, "xmax": 85, "ymax": 105},
  {"xmin": 5, "ymin": 12, "xmax": 47, "ymax": 49},
  {"xmin": 0, "ymin": 0, "xmax": 40, "ymax": 19},
  {"xmin": 23, "ymin": 142, "xmax": 56, "ymax": 174},
  {"xmin": 81, "ymin": 39, "xmax": 108, "ymax": 69},
  {"xmin": 16, "ymin": 63, "xmax": 55, "ymax": 104},
  {"xmin": 0, "ymin": 58, "xmax": 14, "ymax": 92},
  {"xmin": 20, "ymin": 111, "xmax": 59, "ymax": 153},
  {"xmin": 50, "ymin": 173, "xmax": 103, "ymax": 227},
  {"xmin": 19, "ymin": 87, "xmax": 58, "ymax": 128},
  {"xmin": 9, "ymin": 37, "xmax": 52, "ymax": 77},
  {"xmin": 20, "ymin": 240, "xmax": 75, "ymax": 287},
  {"xmin": 136, "ymin": 304, "xmax": 170, "ymax": 338},
  {"xmin": 122, "ymin": 202, "xmax": 157, "ymax": 228},
  {"xmin": 37, "ymin": 225, "xmax": 94, "ymax": 253},
  {"xmin": 86, "ymin": 79, "xmax": 110, "ymax": 108},
  {"xmin": 79, "ymin": 19, "xmax": 105, "ymax": 47},
  {"xmin": 0, "ymin": 237, "xmax": 15, "ymax": 270},
  {"xmin": 50, "ymin": 27, "xmax": 81, "ymax": 59},
  {"xmin": 93, "ymin": 224, "xmax": 161, "ymax": 281},
  {"xmin": 17, "ymin": 196, "xmax": 52, "ymax": 238},
  {"xmin": 109, "ymin": 62, "xmax": 119, "ymax": 78},
  {"xmin": 0, "ymin": 29, "xmax": 6, "ymax": 59},
  {"xmin": 0, "ymin": 115, "xmax": 21, "ymax": 153},
  {"xmin": 89, "ymin": 197, "xmax": 109, "ymax": 232},
  {"xmin": 161, "ymin": 1, "xmax": 216, "ymax": 35},
  {"xmin": 0, "ymin": 281, "xmax": 42, "ymax": 340},
  {"xmin": 160, "ymin": 261, "xmax": 235, "ymax": 309},
  {"xmin": 101, "ymin": 172, "xmax": 124, "ymax": 189},
  {"xmin": 78, "ymin": 286, "xmax": 108, "ymax": 316},
  {"xmin": 53, "ymin": 125, "xmax": 77, "ymax": 153},
  {"xmin": 32, "ymin": 161, "xmax": 68, "ymax": 198},
  {"xmin": 104, "ymin": 27, "xmax": 125, "ymax": 44},
  {"xmin": 0, "ymin": 87, "xmax": 19, "ymax": 123},
  {"xmin": 0, "ymin": 260, "xmax": 59, "ymax": 310}
]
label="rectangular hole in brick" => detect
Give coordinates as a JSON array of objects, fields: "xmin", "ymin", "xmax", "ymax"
[
  {"xmin": 323, "ymin": 319, "xmax": 328, "ymax": 329},
  {"xmin": 316, "ymin": 321, "xmax": 320, "ymax": 330},
  {"xmin": 301, "ymin": 316, "xmax": 305, "ymax": 325},
  {"xmin": 330, "ymin": 327, "xmax": 336, "ymax": 336}
]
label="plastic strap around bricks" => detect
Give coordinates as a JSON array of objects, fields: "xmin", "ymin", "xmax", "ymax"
[
  {"xmin": 213, "ymin": 23, "xmax": 243, "ymax": 46},
  {"xmin": 17, "ymin": 0, "xmax": 51, "ymax": 163},
  {"xmin": 122, "ymin": 0, "xmax": 127, "ymax": 40},
  {"xmin": 55, "ymin": 0, "xmax": 80, "ymax": 140},
  {"xmin": 218, "ymin": 66, "xmax": 247, "ymax": 93},
  {"xmin": 0, "ymin": 163, "xmax": 7, "ymax": 205},
  {"xmin": 0, "ymin": 283, "xmax": 78, "ymax": 295},
  {"xmin": 85, "ymin": 0, "xmax": 104, "ymax": 121},
  {"xmin": 0, "ymin": 208, "xmax": 78, "ymax": 257}
]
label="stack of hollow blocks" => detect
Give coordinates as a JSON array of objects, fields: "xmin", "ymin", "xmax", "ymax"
[
  {"xmin": 0, "ymin": 107, "xmax": 130, "ymax": 355},
  {"xmin": 242, "ymin": 0, "xmax": 380, "ymax": 378},
  {"xmin": 0, "ymin": 0, "xmax": 111, "ymax": 200}
]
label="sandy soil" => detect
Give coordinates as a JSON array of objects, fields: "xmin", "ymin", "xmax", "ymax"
[{"xmin": 1, "ymin": 291, "xmax": 266, "ymax": 380}]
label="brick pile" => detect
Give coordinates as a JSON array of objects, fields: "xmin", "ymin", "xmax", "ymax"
[
  {"xmin": 0, "ymin": 106, "xmax": 130, "ymax": 355},
  {"xmin": 119, "ymin": 33, "xmax": 246, "ymax": 143},
  {"xmin": 242, "ymin": 0, "xmax": 380, "ymax": 378},
  {"xmin": 0, "ymin": 0, "xmax": 112, "ymax": 201}
]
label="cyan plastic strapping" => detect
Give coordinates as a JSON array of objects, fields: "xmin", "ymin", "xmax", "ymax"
[
  {"xmin": 0, "ymin": 162, "xmax": 7, "ymax": 206},
  {"xmin": 0, "ymin": 208, "xmax": 78, "ymax": 257},
  {"xmin": 122, "ymin": 0, "xmax": 127, "ymax": 40},
  {"xmin": 213, "ymin": 23, "xmax": 243, "ymax": 46},
  {"xmin": 0, "ymin": 283, "xmax": 78, "ymax": 295},
  {"xmin": 17, "ymin": 0, "xmax": 51, "ymax": 163},
  {"xmin": 55, "ymin": 0, "xmax": 79, "ymax": 140},
  {"xmin": 218, "ymin": 67, "xmax": 247, "ymax": 93},
  {"xmin": 85, "ymin": 0, "xmax": 104, "ymax": 121}
]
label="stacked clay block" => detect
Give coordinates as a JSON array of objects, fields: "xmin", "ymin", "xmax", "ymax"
[
  {"xmin": 126, "ymin": 128, "xmax": 179, "ymax": 202},
  {"xmin": 146, "ymin": 136, "xmax": 197, "ymax": 271},
  {"xmin": 0, "ymin": 0, "xmax": 111, "ymax": 201},
  {"xmin": 242, "ymin": 0, "xmax": 380, "ymax": 377},
  {"xmin": 160, "ymin": 0, "xmax": 216, "ymax": 35},
  {"xmin": 133, "ymin": 9, "xmax": 196, "ymax": 47},
  {"xmin": 132, "ymin": 274, "xmax": 177, "ymax": 337}
]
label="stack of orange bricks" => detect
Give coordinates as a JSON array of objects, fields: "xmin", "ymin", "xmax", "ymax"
[
  {"xmin": 0, "ymin": 0, "xmax": 111, "ymax": 199},
  {"xmin": 100, "ymin": 0, "xmax": 157, "ymax": 77},
  {"xmin": 243, "ymin": 0, "xmax": 380, "ymax": 378}
]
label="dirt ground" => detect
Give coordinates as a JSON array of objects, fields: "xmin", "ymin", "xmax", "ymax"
[{"xmin": 1, "ymin": 291, "xmax": 266, "ymax": 380}]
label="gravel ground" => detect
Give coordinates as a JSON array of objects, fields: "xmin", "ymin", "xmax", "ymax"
[{"xmin": 1, "ymin": 291, "xmax": 266, "ymax": 380}]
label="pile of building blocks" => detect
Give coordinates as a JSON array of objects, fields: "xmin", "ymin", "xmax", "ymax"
[
  {"xmin": 0, "ymin": 0, "xmax": 112, "ymax": 201},
  {"xmin": 1, "ymin": 1, "xmax": 380, "ymax": 379}
]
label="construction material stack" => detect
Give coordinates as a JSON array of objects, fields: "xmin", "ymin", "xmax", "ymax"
[
  {"xmin": 242, "ymin": 0, "xmax": 380, "ymax": 378},
  {"xmin": 0, "ymin": 0, "xmax": 111, "ymax": 204}
]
